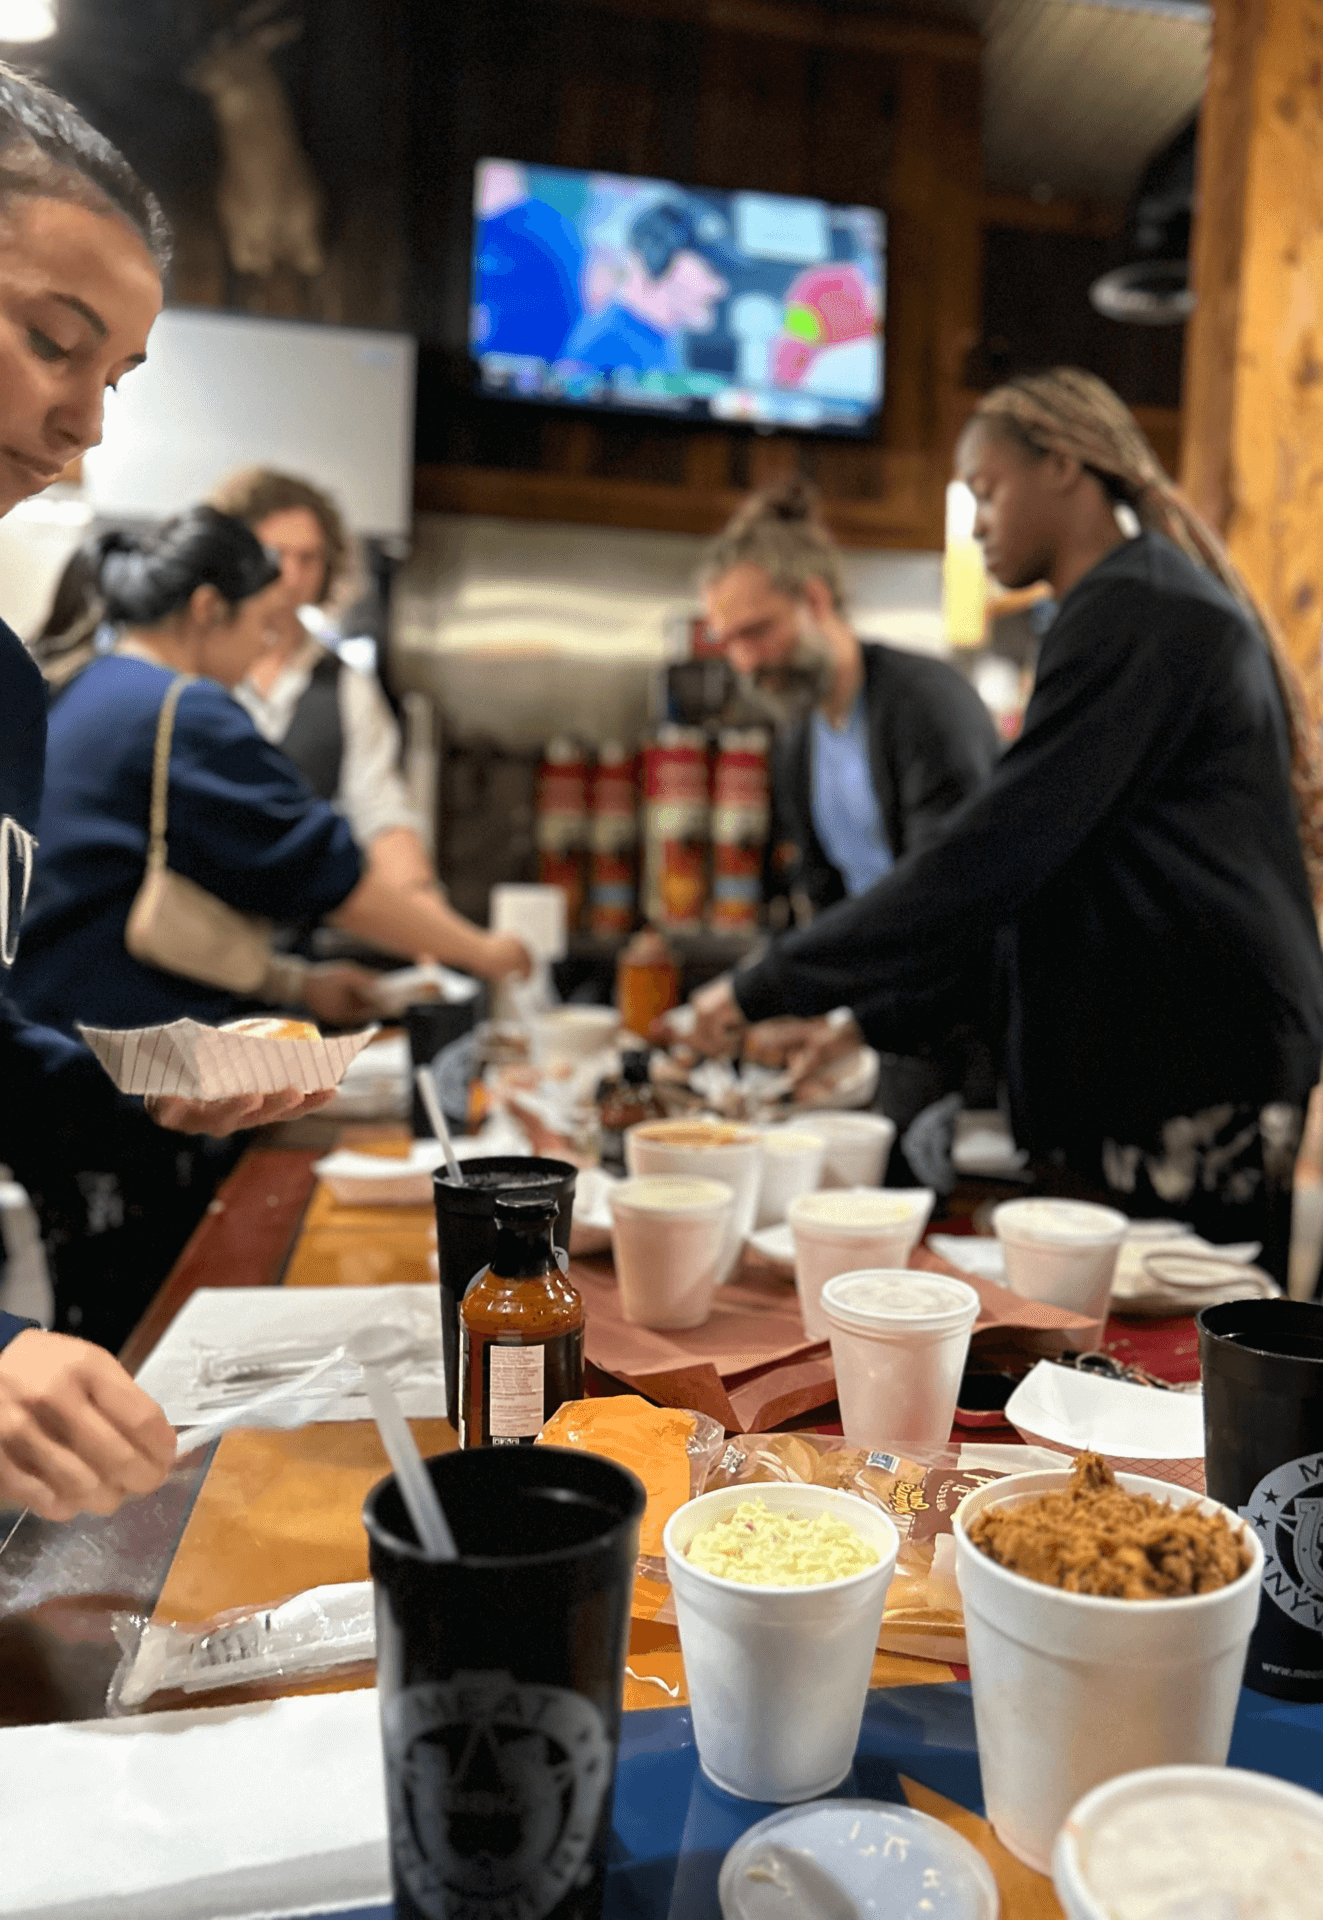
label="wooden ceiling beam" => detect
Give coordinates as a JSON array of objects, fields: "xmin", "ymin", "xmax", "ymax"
[{"xmin": 550, "ymin": 0, "xmax": 982, "ymax": 63}]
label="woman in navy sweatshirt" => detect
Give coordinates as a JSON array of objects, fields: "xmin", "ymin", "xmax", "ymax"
[{"xmin": 0, "ymin": 64, "xmax": 344, "ymax": 1519}]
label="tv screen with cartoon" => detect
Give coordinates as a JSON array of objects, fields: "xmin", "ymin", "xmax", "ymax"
[{"xmin": 470, "ymin": 160, "xmax": 886, "ymax": 436}]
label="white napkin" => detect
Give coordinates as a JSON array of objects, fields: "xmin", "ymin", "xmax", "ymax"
[
  {"xmin": 134, "ymin": 1286, "xmax": 445, "ymax": 1427},
  {"xmin": 1006, "ymin": 1359, "xmax": 1204, "ymax": 1460},
  {"xmin": 0, "ymin": 1690, "xmax": 389, "ymax": 1919}
]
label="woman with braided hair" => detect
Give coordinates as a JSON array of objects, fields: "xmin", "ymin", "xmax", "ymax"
[{"xmin": 687, "ymin": 368, "xmax": 1323, "ymax": 1277}]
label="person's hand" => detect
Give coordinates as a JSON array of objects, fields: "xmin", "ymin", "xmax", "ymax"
[
  {"xmin": 688, "ymin": 974, "xmax": 749, "ymax": 1057},
  {"xmin": 302, "ymin": 962, "xmax": 381, "ymax": 1029},
  {"xmin": 481, "ymin": 932, "xmax": 534, "ymax": 981},
  {"xmin": 145, "ymin": 1087, "xmax": 336, "ymax": 1135},
  {"xmin": 0, "ymin": 1331, "xmax": 177, "ymax": 1522},
  {"xmin": 782, "ymin": 1012, "xmax": 863, "ymax": 1099}
]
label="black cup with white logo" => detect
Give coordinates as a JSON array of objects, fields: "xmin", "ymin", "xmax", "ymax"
[
  {"xmin": 1199, "ymin": 1299, "xmax": 1323, "ymax": 1700},
  {"xmin": 364, "ymin": 1444, "xmax": 645, "ymax": 1920}
]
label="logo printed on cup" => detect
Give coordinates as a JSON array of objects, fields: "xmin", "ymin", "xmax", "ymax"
[
  {"xmin": 1241, "ymin": 1450, "xmax": 1323, "ymax": 1633},
  {"xmin": 383, "ymin": 1670, "xmax": 611, "ymax": 1919}
]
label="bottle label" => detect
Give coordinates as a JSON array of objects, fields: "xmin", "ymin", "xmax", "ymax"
[{"xmin": 489, "ymin": 1344, "xmax": 546, "ymax": 1442}]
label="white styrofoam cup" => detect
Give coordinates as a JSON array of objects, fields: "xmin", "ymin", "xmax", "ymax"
[
  {"xmin": 992, "ymin": 1198, "xmax": 1128, "ymax": 1350},
  {"xmin": 822, "ymin": 1267, "xmax": 979, "ymax": 1449},
  {"xmin": 754, "ymin": 1128, "xmax": 826, "ymax": 1228},
  {"xmin": 626, "ymin": 1120, "xmax": 764, "ymax": 1283},
  {"xmin": 954, "ymin": 1470, "xmax": 1266, "ymax": 1874},
  {"xmin": 664, "ymin": 1481, "xmax": 899, "ymax": 1803},
  {"xmin": 607, "ymin": 1174, "xmax": 734, "ymax": 1329},
  {"xmin": 1051, "ymin": 1764, "xmax": 1323, "ymax": 1919},
  {"xmin": 787, "ymin": 1187, "xmax": 935, "ymax": 1339},
  {"xmin": 800, "ymin": 1110, "xmax": 896, "ymax": 1188}
]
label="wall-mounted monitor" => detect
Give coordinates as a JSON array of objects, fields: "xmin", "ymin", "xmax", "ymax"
[
  {"xmin": 470, "ymin": 160, "xmax": 886, "ymax": 437},
  {"xmin": 83, "ymin": 309, "xmax": 416, "ymax": 538}
]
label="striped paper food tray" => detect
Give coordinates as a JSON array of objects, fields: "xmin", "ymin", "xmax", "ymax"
[{"xmin": 78, "ymin": 1018, "xmax": 380, "ymax": 1101}]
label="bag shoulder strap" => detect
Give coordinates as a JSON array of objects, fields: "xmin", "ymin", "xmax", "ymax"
[{"xmin": 146, "ymin": 673, "xmax": 198, "ymax": 874}]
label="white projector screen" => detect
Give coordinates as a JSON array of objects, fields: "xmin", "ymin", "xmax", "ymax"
[{"xmin": 82, "ymin": 308, "xmax": 417, "ymax": 538}]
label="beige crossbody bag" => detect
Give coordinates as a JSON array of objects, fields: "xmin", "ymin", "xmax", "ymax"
[{"xmin": 124, "ymin": 672, "xmax": 275, "ymax": 995}]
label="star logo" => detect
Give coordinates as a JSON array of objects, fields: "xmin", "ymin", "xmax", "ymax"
[
  {"xmin": 1241, "ymin": 1454, "xmax": 1323, "ymax": 1634},
  {"xmin": 382, "ymin": 1672, "xmax": 611, "ymax": 1920}
]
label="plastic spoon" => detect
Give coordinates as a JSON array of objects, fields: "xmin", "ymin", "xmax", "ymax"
[
  {"xmin": 347, "ymin": 1325, "xmax": 458, "ymax": 1560},
  {"xmin": 414, "ymin": 1066, "xmax": 463, "ymax": 1186}
]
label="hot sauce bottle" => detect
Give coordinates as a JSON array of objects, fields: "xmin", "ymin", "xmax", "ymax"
[{"xmin": 459, "ymin": 1193, "xmax": 585, "ymax": 1449}]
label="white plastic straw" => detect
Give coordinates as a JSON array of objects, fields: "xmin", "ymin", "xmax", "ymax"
[
  {"xmin": 414, "ymin": 1066, "xmax": 463, "ymax": 1185},
  {"xmin": 348, "ymin": 1328, "xmax": 458, "ymax": 1560}
]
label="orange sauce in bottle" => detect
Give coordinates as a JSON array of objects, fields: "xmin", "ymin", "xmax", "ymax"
[{"xmin": 459, "ymin": 1193, "xmax": 584, "ymax": 1448}]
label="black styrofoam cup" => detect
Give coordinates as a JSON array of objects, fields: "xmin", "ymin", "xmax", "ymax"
[
  {"xmin": 1198, "ymin": 1298, "xmax": 1323, "ymax": 1700},
  {"xmin": 364, "ymin": 1445, "xmax": 645, "ymax": 1920},
  {"xmin": 407, "ymin": 1000, "xmax": 479, "ymax": 1137},
  {"xmin": 431, "ymin": 1157, "xmax": 577, "ymax": 1428}
]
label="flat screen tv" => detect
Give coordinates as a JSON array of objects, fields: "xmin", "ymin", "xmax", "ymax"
[{"xmin": 471, "ymin": 160, "xmax": 886, "ymax": 436}]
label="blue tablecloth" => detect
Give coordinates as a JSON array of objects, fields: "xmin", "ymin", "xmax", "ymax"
[{"xmin": 289, "ymin": 1681, "xmax": 1322, "ymax": 1919}]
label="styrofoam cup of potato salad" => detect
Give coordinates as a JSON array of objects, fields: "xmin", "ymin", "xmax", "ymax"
[{"xmin": 663, "ymin": 1481, "xmax": 900, "ymax": 1803}]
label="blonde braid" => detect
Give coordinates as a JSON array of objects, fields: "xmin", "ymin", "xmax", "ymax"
[{"xmin": 974, "ymin": 369, "xmax": 1323, "ymax": 897}]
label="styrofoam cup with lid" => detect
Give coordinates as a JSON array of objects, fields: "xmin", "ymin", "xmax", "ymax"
[
  {"xmin": 821, "ymin": 1266, "xmax": 979, "ymax": 1450},
  {"xmin": 786, "ymin": 1187, "xmax": 935, "ymax": 1339},
  {"xmin": 1052, "ymin": 1764, "xmax": 1323, "ymax": 1919},
  {"xmin": 798, "ymin": 1109, "xmax": 896, "ymax": 1188},
  {"xmin": 663, "ymin": 1481, "xmax": 899, "ymax": 1803},
  {"xmin": 608, "ymin": 1174, "xmax": 734, "ymax": 1328},
  {"xmin": 754, "ymin": 1127, "xmax": 826, "ymax": 1228},
  {"xmin": 718, "ymin": 1799, "xmax": 999, "ymax": 1919},
  {"xmin": 953, "ymin": 1470, "xmax": 1265, "ymax": 1875},
  {"xmin": 992, "ymin": 1197, "xmax": 1128, "ymax": 1349}
]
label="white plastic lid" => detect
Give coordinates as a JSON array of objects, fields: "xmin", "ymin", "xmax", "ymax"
[
  {"xmin": 992, "ymin": 1197, "xmax": 1129, "ymax": 1245},
  {"xmin": 719, "ymin": 1800, "xmax": 999, "ymax": 1920},
  {"xmin": 788, "ymin": 1187, "xmax": 931, "ymax": 1232},
  {"xmin": 1053, "ymin": 1764, "xmax": 1323, "ymax": 1920},
  {"xmin": 821, "ymin": 1268, "xmax": 981, "ymax": 1334},
  {"xmin": 609, "ymin": 1174, "xmax": 733, "ymax": 1215}
]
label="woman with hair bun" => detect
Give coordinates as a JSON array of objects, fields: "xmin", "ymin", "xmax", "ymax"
[
  {"xmin": 13, "ymin": 507, "xmax": 530, "ymax": 1038},
  {"xmin": 687, "ymin": 370, "xmax": 1323, "ymax": 1279}
]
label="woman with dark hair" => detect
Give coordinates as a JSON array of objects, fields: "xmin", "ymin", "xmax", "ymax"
[
  {"xmin": 0, "ymin": 59, "xmax": 356, "ymax": 1517},
  {"xmin": 685, "ymin": 369, "xmax": 1323, "ymax": 1279},
  {"xmin": 12, "ymin": 506, "xmax": 529, "ymax": 1036}
]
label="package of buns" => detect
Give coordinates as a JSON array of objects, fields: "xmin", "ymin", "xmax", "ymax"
[
  {"xmin": 78, "ymin": 1016, "xmax": 380, "ymax": 1101},
  {"xmin": 702, "ymin": 1433, "xmax": 1008, "ymax": 1665}
]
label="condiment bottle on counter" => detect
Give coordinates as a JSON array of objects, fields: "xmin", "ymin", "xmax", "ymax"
[
  {"xmin": 596, "ymin": 1049, "xmax": 666, "ymax": 1175},
  {"xmin": 459, "ymin": 1193, "xmax": 584, "ymax": 1449},
  {"xmin": 616, "ymin": 925, "xmax": 679, "ymax": 1040}
]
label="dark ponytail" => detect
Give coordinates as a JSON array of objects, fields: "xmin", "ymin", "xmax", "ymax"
[
  {"xmin": 0, "ymin": 61, "xmax": 170, "ymax": 267},
  {"xmin": 97, "ymin": 508, "xmax": 280, "ymax": 627}
]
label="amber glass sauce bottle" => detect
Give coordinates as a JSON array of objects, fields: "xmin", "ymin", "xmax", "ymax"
[{"xmin": 459, "ymin": 1193, "xmax": 585, "ymax": 1449}]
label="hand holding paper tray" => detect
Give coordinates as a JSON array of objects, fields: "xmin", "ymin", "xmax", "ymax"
[{"xmin": 79, "ymin": 1016, "xmax": 379, "ymax": 1101}]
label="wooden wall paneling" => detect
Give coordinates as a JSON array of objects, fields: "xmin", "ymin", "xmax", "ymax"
[
  {"xmin": 692, "ymin": 27, "xmax": 810, "ymax": 192},
  {"xmin": 883, "ymin": 53, "xmax": 940, "ymax": 456},
  {"xmin": 1180, "ymin": 0, "xmax": 1260, "ymax": 536},
  {"xmin": 1183, "ymin": 0, "xmax": 1323, "ymax": 712},
  {"xmin": 558, "ymin": 0, "xmax": 980, "ymax": 67},
  {"xmin": 932, "ymin": 57, "xmax": 984, "ymax": 456}
]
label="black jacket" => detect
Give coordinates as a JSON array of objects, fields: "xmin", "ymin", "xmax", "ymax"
[
  {"xmin": 771, "ymin": 640, "xmax": 1000, "ymax": 911},
  {"xmin": 735, "ymin": 534, "xmax": 1323, "ymax": 1153}
]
